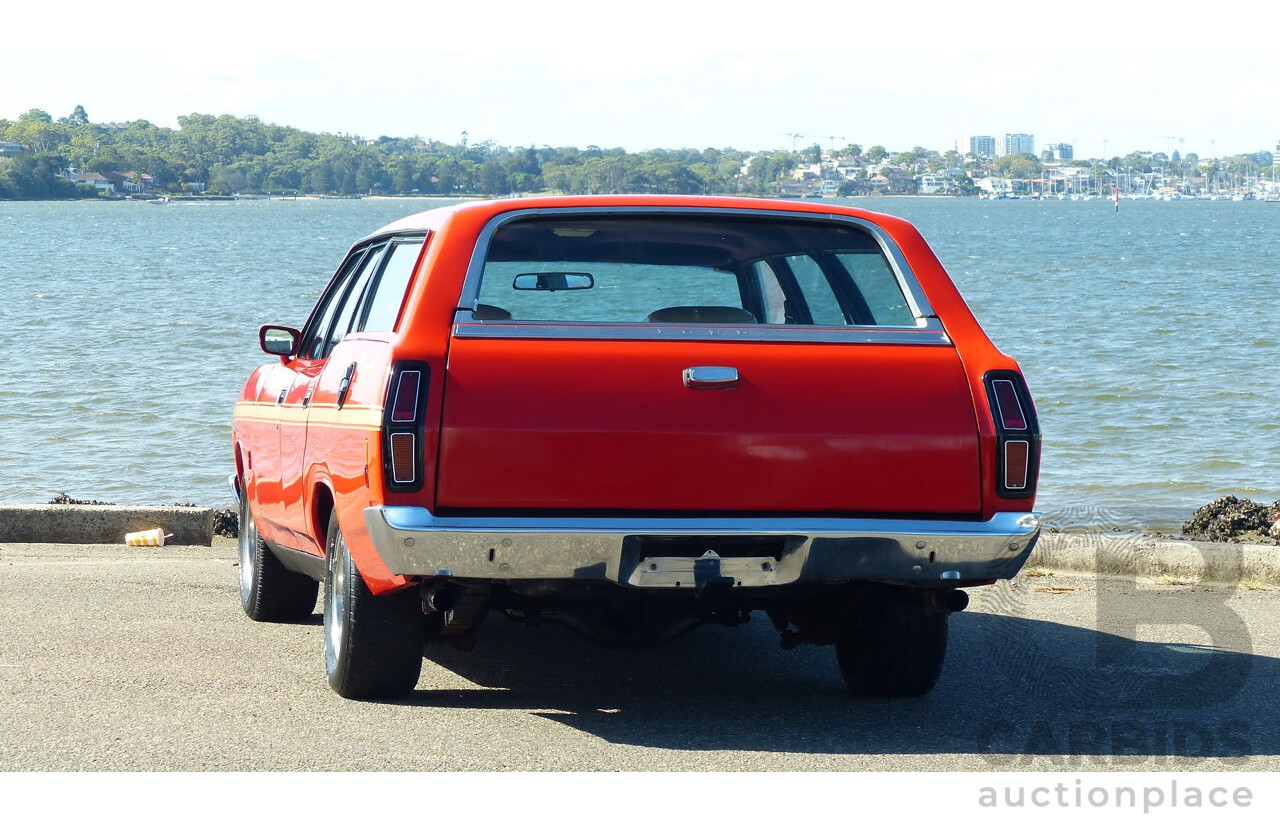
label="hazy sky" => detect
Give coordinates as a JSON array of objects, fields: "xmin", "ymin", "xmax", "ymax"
[{"xmin": 7, "ymin": 2, "xmax": 1278, "ymax": 161}]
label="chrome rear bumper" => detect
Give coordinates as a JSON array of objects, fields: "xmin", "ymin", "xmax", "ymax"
[{"xmin": 363, "ymin": 508, "xmax": 1041, "ymax": 589}]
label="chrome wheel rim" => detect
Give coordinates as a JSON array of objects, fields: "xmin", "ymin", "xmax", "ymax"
[
  {"xmin": 237, "ymin": 497, "xmax": 254, "ymax": 606},
  {"xmin": 324, "ymin": 535, "xmax": 346, "ymax": 676}
]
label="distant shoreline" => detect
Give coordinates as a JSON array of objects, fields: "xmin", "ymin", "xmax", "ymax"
[{"xmin": 11, "ymin": 191, "xmax": 1270, "ymax": 204}]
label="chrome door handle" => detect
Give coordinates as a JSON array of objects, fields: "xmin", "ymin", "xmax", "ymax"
[
  {"xmin": 683, "ymin": 366, "xmax": 738, "ymax": 389},
  {"xmin": 336, "ymin": 362, "xmax": 356, "ymax": 409}
]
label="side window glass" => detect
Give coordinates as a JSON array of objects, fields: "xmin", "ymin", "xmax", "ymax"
[
  {"xmin": 751, "ymin": 261, "xmax": 788, "ymax": 324},
  {"xmin": 360, "ymin": 239, "xmax": 424, "ymax": 332},
  {"xmin": 785, "ymin": 255, "xmax": 846, "ymax": 325},
  {"xmin": 837, "ymin": 252, "xmax": 915, "ymax": 326},
  {"xmin": 298, "ymin": 249, "xmax": 367, "ymax": 360},
  {"xmin": 322, "ymin": 244, "xmax": 385, "ymax": 357}
]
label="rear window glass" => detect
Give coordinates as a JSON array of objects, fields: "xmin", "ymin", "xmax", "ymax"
[{"xmin": 473, "ymin": 215, "xmax": 915, "ymax": 327}]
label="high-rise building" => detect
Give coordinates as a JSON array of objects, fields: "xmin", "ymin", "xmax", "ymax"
[
  {"xmin": 969, "ymin": 136, "xmax": 996, "ymax": 159},
  {"xmin": 1002, "ymin": 133, "xmax": 1036, "ymax": 156},
  {"xmin": 1052, "ymin": 143, "xmax": 1073, "ymax": 160}
]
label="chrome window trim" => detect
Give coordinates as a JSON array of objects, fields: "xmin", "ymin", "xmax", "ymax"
[
  {"xmin": 451, "ymin": 312, "xmax": 951, "ymax": 345},
  {"xmin": 455, "ymin": 206, "xmax": 939, "ymax": 334}
]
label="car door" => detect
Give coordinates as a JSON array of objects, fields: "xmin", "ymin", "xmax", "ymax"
[
  {"xmin": 285, "ymin": 236, "xmax": 427, "ymax": 555},
  {"xmin": 273, "ymin": 243, "xmax": 387, "ymax": 549},
  {"xmin": 240, "ymin": 360, "xmax": 298, "ymax": 534}
]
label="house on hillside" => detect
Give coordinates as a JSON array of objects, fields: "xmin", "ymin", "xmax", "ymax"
[
  {"xmin": 67, "ymin": 171, "xmax": 155, "ymax": 194},
  {"xmin": 72, "ymin": 173, "xmax": 118, "ymax": 194},
  {"xmin": 790, "ymin": 163, "xmax": 822, "ymax": 182},
  {"xmin": 123, "ymin": 173, "xmax": 154, "ymax": 194},
  {"xmin": 917, "ymin": 174, "xmax": 947, "ymax": 194}
]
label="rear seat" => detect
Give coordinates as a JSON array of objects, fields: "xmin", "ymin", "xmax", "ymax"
[
  {"xmin": 473, "ymin": 303, "xmax": 512, "ymax": 320},
  {"xmin": 646, "ymin": 306, "xmax": 757, "ymax": 324}
]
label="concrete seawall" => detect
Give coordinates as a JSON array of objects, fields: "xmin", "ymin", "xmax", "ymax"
[
  {"xmin": 1029, "ymin": 532, "xmax": 1279, "ymax": 585},
  {"xmin": 0, "ymin": 504, "xmax": 215, "ymax": 546}
]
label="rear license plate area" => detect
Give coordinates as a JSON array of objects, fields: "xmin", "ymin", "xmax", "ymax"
[{"xmin": 629, "ymin": 536, "xmax": 787, "ymax": 561}]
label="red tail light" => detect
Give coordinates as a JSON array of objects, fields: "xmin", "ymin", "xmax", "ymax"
[
  {"xmin": 383, "ymin": 362, "xmax": 429, "ymax": 491},
  {"xmin": 984, "ymin": 371, "xmax": 1040, "ymax": 499},
  {"xmin": 390, "ymin": 371, "xmax": 421, "ymax": 423},
  {"xmin": 991, "ymin": 379, "xmax": 1027, "ymax": 430}
]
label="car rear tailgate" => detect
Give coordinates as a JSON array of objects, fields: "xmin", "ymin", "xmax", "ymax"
[{"xmin": 436, "ymin": 335, "xmax": 981, "ymax": 515}]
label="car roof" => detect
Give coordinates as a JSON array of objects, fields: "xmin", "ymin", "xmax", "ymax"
[{"xmin": 361, "ymin": 195, "xmax": 894, "ymax": 242}]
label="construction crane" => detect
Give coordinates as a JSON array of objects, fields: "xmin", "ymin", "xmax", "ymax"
[
  {"xmin": 787, "ymin": 132, "xmax": 804, "ymax": 152},
  {"xmin": 827, "ymin": 135, "xmax": 846, "ymax": 153}
]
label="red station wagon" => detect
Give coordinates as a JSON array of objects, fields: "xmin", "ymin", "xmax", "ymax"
[{"xmin": 230, "ymin": 196, "xmax": 1042, "ymax": 700}]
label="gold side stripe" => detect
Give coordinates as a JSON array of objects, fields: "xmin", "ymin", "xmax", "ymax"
[
  {"xmin": 233, "ymin": 402, "xmax": 383, "ymax": 429},
  {"xmin": 233, "ymin": 401, "xmax": 385, "ymax": 413}
]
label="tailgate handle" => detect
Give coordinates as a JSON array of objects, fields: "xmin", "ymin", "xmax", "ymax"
[{"xmin": 683, "ymin": 366, "xmax": 738, "ymax": 389}]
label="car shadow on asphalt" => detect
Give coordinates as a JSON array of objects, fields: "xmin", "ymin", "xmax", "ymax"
[{"xmin": 397, "ymin": 607, "xmax": 1278, "ymax": 761}]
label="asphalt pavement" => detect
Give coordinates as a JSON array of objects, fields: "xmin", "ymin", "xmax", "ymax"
[{"xmin": 1, "ymin": 538, "xmax": 1277, "ymax": 771}]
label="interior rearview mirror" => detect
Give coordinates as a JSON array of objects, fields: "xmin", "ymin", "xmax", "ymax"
[{"xmin": 512, "ymin": 272, "xmax": 594, "ymax": 292}]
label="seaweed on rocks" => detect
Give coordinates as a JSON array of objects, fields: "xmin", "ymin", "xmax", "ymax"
[
  {"xmin": 48, "ymin": 493, "xmax": 115, "ymax": 506},
  {"xmin": 1181, "ymin": 495, "xmax": 1280, "ymax": 544},
  {"xmin": 213, "ymin": 508, "xmax": 238, "ymax": 538},
  {"xmin": 171, "ymin": 500, "xmax": 237, "ymax": 537}
]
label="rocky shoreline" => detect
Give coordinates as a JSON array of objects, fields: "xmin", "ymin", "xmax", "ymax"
[{"xmin": 1178, "ymin": 495, "xmax": 1280, "ymax": 545}]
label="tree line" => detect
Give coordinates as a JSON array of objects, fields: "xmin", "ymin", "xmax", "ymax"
[
  {"xmin": 0, "ymin": 107, "xmax": 766, "ymax": 199},
  {"xmin": 2, "ymin": 106, "xmax": 1275, "ymax": 200}
]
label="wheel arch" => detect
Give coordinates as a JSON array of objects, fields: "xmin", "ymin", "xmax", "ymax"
[
  {"xmin": 310, "ymin": 479, "xmax": 336, "ymax": 556},
  {"xmin": 234, "ymin": 441, "xmax": 247, "ymax": 486}
]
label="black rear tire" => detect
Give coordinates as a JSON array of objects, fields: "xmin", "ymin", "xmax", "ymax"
[
  {"xmin": 323, "ymin": 512, "xmax": 424, "ymax": 699},
  {"xmin": 836, "ymin": 588, "xmax": 948, "ymax": 698},
  {"xmin": 238, "ymin": 486, "xmax": 318, "ymax": 622}
]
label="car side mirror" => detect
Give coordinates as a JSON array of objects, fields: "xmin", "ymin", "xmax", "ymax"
[{"xmin": 259, "ymin": 325, "xmax": 300, "ymax": 360}]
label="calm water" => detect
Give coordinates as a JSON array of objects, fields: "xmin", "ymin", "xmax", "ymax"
[{"xmin": 2, "ymin": 197, "xmax": 1277, "ymax": 529}]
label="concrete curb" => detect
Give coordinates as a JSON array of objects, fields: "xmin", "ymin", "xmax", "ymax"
[
  {"xmin": 1030, "ymin": 532, "xmax": 1280, "ymax": 585},
  {"xmin": 0, "ymin": 505, "xmax": 215, "ymax": 546}
]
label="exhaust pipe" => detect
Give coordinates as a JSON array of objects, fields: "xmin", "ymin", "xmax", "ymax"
[
  {"xmin": 944, "ymin": 589, "xmax": 969, "ymax": 613},
  {"xmin": 420, "ymin": 582, "xmax": 457, "ymax": 614}
]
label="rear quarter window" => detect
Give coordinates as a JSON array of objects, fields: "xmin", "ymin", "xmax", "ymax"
[
  {"xmin": 838, "ymin": 252, "xmax": 915, "ymax": 326},
  {"xmin": 360, "ymin": 238, "xmax": 424, "ymax": 332}
]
